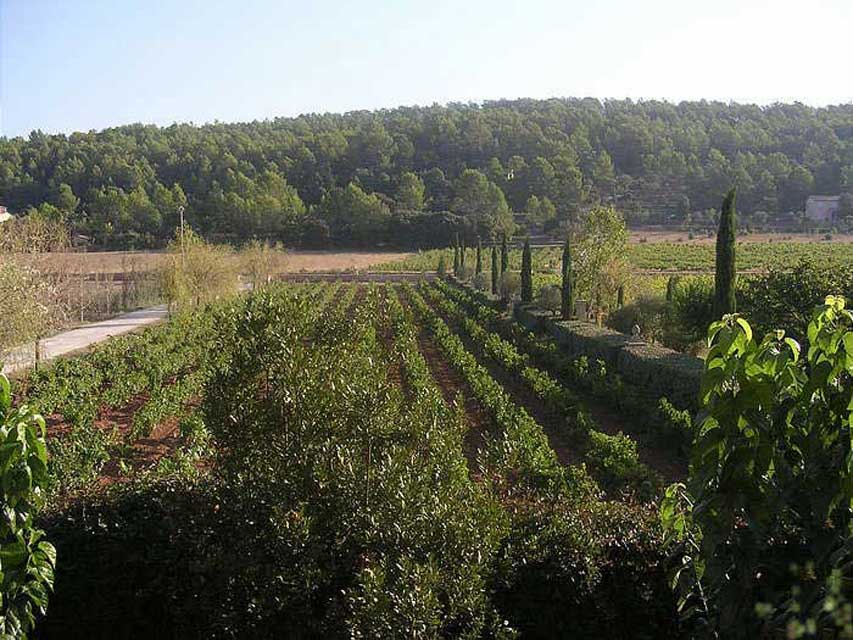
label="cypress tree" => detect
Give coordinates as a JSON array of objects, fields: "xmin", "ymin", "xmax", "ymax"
[
  {"xmin": 460, "ymin": 236, "xmax": 466, "ymax": 270},
  {"xmin": 475, "ymin": 237, "xmax": 483, "ymax": 275},
  {"xmin": 491, "ymin": 246, "xmax": 499, "ymax": 295},
  {"xmin": 437, "ymin": 254, "xmax": 447, "ymax": 277},
  {"xmin": 617, "ymin": 285, "xmax": 625, "ymax": 308},
  {"xmin": 666, "ymin": 276, "xmax": 677, "ymax": 302},
  {"xmin": 500, "ymin": 235, "xmax": 509, "ymax": 276},
  {"xmin": 561, "ymin": 237, "xmax": 574, "ymax": 319},
  {"xmin": 453, "ymin": 244, "xmax": 460, "ymax": 277},
  {"xmin": 714, "ymin": 188, "xmax": 737, "ymax": 317},
  {"xmin": 521, "ymin": 238, "xmax": 533, "ymax": 303}
]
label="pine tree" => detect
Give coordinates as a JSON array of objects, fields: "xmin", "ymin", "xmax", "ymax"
[
  {"xmin": 475, "ymin": 237, "xmax": 483, "ymax": 274},
  {"xmin": 491, "ymin": 246, "xmax": 499, "ymax": 295},
  {"xmin": 714, "ymin": 188, "xmax": 737, "ymax": 317},
  {"xmin": 561, "ymin": 236, "xmax": 574, "ymax": 319},
  {"xmin": 500, "ymin": 235, "xmax": 509, "ymax": 276},
  {"xmin": 521, "ymin": 238, "xmax": 533, "ymax": 303}
]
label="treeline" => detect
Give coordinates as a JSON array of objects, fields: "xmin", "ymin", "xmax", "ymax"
[{"xmin": 1, "ymin": 98, "xmax": 852, "ymax": 248}]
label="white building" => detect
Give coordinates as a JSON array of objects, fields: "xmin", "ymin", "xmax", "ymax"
[
  {"xmin": 805, "ymin": 195, "xmax": 841, "ymax": 223},
  {"xmin": 0, "ymin": 205, "xmax": 12, "ymax": 223}
]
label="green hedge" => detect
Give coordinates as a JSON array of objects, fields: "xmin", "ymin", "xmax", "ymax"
[{"xmin": 514, "ymin": 306, "xmax": 702, "ymax": 410}]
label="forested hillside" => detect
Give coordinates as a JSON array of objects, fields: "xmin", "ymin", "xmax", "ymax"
[{"xmin": 2, "ymin": 98, "xmax": 852, "ymax": 248}]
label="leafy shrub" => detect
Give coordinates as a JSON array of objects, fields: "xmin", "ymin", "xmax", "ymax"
[
  {"xmin": 662, "ymin": 297, "xmax": 853, "ymax": 637},
  {"xmin": 739, "ymin": 258, "xmax": 853, "ymax": 340},
  {"xmin": 585, "ymin": 430, "xmax": 648, "ymax": 492},
  {"xmin": 608, "ymin": 295, "xmax": 668, "ymax": 343},
  {"xmin": 472, "ymin": 271, "xmax": 491, "ymax": 292},
  {"xmin": 0, "ymin": 372, "xmax": 56, "ymax": 637},
  {"xmin": 494, "ymin": 496, "xmax": 677, "ymax": 639},
  {"xmin": 668, "ymin": 276, "xmax": 715, "ymax": 348},
  {"xmin": 655, "ymin": 397, "xmax": 693, "ymax": 452},
  {"xmin": 499, "ymin": 272, "xmax": 521, "ymax": 301},
  {"xmin": 537, "ymin": 284, "xmax": 562, "ymax": 316},
  {"xmin": 159, "ymin": 228, "xmax": 238, "ymax": 308}
]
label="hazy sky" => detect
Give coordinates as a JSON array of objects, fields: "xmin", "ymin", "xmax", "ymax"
[{"xmin": 1, "ymin": 0, "xmax": 850, "ymax": 138}]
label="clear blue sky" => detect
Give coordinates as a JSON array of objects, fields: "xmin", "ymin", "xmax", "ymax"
[{"xmin": 1, "ymin": 0, "xmax": 850, "ymax": 138}]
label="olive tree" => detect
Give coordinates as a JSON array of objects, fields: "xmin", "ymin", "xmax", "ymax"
[
  {"xmin": 159, "ymin": 228, "xmax": 238, "ymax": 309},
  {"xmin": 574, "ymin": 206, "xmax": 630, "ymax": 311}
]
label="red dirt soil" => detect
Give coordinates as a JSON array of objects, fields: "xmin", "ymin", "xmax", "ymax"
[
  {"xmin": 45, "ymin": 390, "xmax": 192, "ymax": 490},
  {"xmin": 398, "ymin": 291, "xmax": 490, "ymax": 473},
  {"xmin": 414, "ymin": 328, "xmax": 490, "ymax": 473}
]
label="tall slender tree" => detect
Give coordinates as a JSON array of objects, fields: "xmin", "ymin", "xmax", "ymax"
[
  {"xmin": 617, "ymin": 285, "xmax": 625, "ymax": 308},
  {"xmin": 475, "ymin": 237, "xmax": 483, "ymax": 274},
  {"xmin": 491, "ymin": 246, "xmax": 499, "ymax": 295},
  {"xmin": 666, "ymin": 276, "xmax": 678, "ymax": 302},
  {"xmin": 561, "ymin": 236, "xmax": 574, "ymax": 319},
  {"xmin": 714, "ymin": 188, "xmax": 737, "ymax": 317},
  {"xmin": 453, "ymin": 239, "xmax": 460, "ymax": 276},
  {"xmin": 500, "ymin": 235, "xmax": 509, "ymax": 276},
  {"xmin": 521, "ymin": 238, "xmax": 533, "ymax": 303},
  {"xmin": 460, "ymin": 235, "xmax": 466, "ymax": 270}
]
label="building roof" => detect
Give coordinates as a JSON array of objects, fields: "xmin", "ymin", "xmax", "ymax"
[{"xmin": 806, "ymin": 195, "xmax": 841, "ymax": 202}]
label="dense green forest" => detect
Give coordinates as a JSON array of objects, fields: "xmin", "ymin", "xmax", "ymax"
[{"xmin": 2, "ymin": 98, "xmax": 852, "ymax": 248}]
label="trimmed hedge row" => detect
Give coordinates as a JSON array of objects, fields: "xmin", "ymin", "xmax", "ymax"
[
  {"xmin": 515, "ymin": 307, "xmax": 702, "ymax": 410},
  {"xmin": 450, "ymin": 277, "xmax": 702, "ymax": 410}
]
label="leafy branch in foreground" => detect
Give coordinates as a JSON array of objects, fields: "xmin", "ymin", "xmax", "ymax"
[
  {"xmin": 0, "ymin": 372, "xmax": 56, "ymax": 638},
  {"xmin": 662, "ymin": 296, "xmax": 853, "ymax": 638}
]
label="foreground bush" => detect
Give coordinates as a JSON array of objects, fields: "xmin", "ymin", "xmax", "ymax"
[
  {"xmin": 663, "ymin": 296, "xmax": 853, "ymax": 637},
  {"xmin": 0, "ymin": 372, "xmax": 56, "ymax": 637}
]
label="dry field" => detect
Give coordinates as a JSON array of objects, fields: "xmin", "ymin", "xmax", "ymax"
[
  {"xmin": 280, "ymin": 250, "xmax": 413, "ymax": 272},
  {"xmin": 4, "ymin": 249, "xmax": 413, "ymax": 274}
]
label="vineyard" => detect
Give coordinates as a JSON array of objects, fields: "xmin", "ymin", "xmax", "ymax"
[
  {"xmin": 376, "ymin": 240, "xmax": 853, "ymax": 274},
  {"xmin": 5, "ymin": 271, "xmax": 852, "ymax": 638},
  {"xmin": 5, "ymin": 278, "xmax": 689, "ymax": 638}
]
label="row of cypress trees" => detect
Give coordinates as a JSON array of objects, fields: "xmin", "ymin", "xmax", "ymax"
[
  {"xmin": 452, "ymin": 234, "xmax": 511, "ymax": 298},
  {"xmin": 446, "ymin": 185, "xmax": 737, "ymax": 320},
  {"xmin": 449, "ymin": 233, "xmax": 573, "ymax": 314}
]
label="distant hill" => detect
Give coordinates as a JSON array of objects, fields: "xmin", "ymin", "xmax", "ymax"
[{"xmin": 1, "ymin": 98, "xmax": 851, "ymax": 248}]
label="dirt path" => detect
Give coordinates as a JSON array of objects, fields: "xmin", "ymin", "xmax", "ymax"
[{"xmin": 376, "ymin": 294, "xmax": 404, "ymax": 393}]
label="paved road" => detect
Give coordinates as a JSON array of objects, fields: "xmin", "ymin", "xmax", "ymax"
[{"xmin": 2, "ymin": 305, "xmax": 169, "ymax": 376}]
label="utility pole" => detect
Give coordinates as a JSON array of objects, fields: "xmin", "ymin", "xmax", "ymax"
[{"xmin": 178, "ymin": 205, "xmax": 186, "ymax": 265}]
